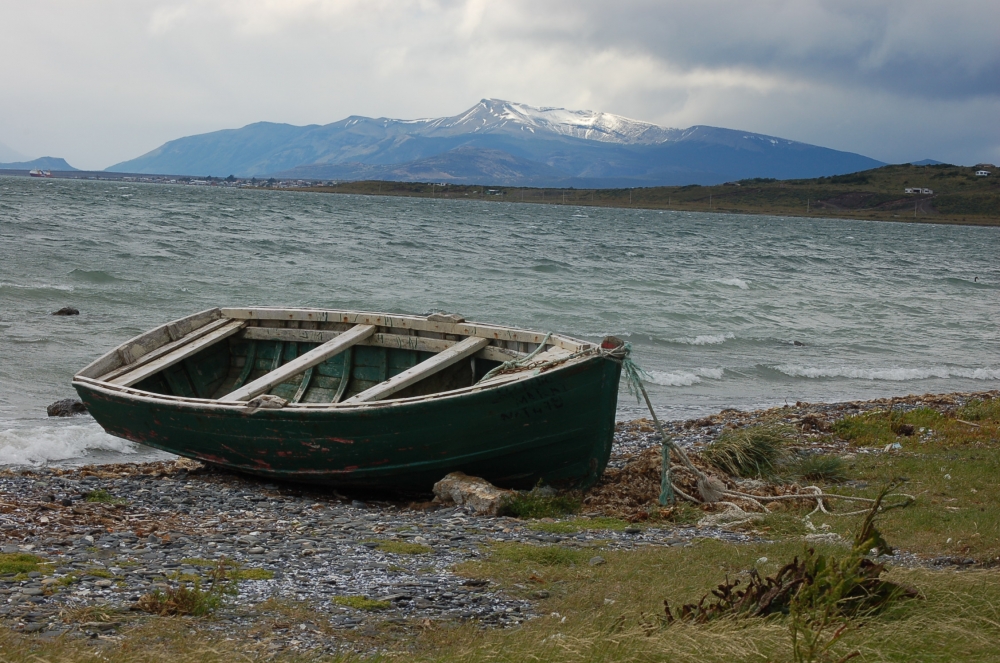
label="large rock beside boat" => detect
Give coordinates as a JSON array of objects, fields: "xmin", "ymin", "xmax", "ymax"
[
  {"xmin": 432, "ymin": 472, "xmax": 513, "ymax": 515},
  {"xmin": 47, "ymin": 399, "xmax": 88, "ymax": 417}
]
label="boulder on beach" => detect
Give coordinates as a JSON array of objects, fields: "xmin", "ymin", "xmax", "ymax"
[
  {"xmin": 432, "ymin": 471, "xmax": 512, "ymax": 515},
  {"xmin": 47, "ymin": 399, "xmax": 88, "ymax": 417},
  {"xmin": 52, "ymin": 307, "xmax": 80, "ymax": 316}
]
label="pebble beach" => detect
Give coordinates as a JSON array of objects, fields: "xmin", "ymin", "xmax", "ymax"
[{"xmin": 2, "ymin": 390, "xmax": 997, "ymax": 654}]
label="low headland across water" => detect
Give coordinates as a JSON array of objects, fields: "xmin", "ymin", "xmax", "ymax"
[
  {"xmin": 2, "ymin": 389, "xmax": 1000, "ymax": 661},
  {"xmin": 284, "ymin": 163, "xmax": 1000, "ymax": 227}
]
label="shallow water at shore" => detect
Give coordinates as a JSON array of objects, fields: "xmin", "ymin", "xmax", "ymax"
[{"xmin": 2, "ymin": 176, "xmax": 999, "ymax": 466}]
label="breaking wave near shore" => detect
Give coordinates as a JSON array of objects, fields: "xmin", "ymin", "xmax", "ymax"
[
  {"xmin": 775, "ymin": 365, "xmax": 1000, "ymax": 382},
  {"xmin": 0, "ymin": 421, "xmax": 139, "ymax": 466}
]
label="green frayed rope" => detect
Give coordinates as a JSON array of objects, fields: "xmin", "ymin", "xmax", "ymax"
[
  {"xmin": 480, "ymin": 332, "xmax": 554, "ymax": 383},
  {"xmin": 610, "ymin": 343, "xmax": 675, "ymax": 506}
]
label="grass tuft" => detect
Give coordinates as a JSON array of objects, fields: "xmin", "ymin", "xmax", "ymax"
[
  {"xmin": 84, "ymin": 489, "xmax": 128, "ymax": 505},
  {"xmin": 498, "ymin": 491, "xmax": 582, "ymax": 519},
  {"xmin": 0, "ymin": 553, "xmax": 43, "ymax": 575},
  {"xmin": 958, "ymin": 398, "xmax": 1000, "ymax": 422},
  {"xmin": 784, "ymin": 454, "xmax": 849, "ymax": 483},
  {"xmin": 703, "ymin": 425, "xmax": 793, "ymax": 477},
  {"xmin": 134, "ymin": 561, "xmax": 236, "ymax": 617},
  {"xmin": 333, "ymin": 595, "xmax": 391, "ymax": 611},
  {"xmin": 489, "ymin": 543, "xmax": 592, "ymax": 566}
]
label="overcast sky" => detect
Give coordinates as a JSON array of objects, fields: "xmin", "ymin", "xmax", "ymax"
[{"xmin": 1, "ymin": 0, "xmax": 997, "ymax": 170}]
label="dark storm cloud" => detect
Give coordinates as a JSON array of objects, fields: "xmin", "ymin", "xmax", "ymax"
[{"xmin": 0, "ymin": 1, "xmax": 996, "ymax": 169}]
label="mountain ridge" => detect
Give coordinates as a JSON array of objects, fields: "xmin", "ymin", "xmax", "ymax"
[
  {"xmin": 0, "ymin": 157, "xmax": 78, "ymax": 171},
  {"xmin": 108, "ymin": 99, "xmax": 884, "ymax": 186}
]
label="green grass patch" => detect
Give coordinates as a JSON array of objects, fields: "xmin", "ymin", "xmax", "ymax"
[
  {"xmin": 784, "ymin": 454, "xmax": 849, "ymax": 483},
  {"xmin": 84, "ymin": 489, "xmax": 128, "ymax": 505},
  {"xmin": 498, "ymin": 491, "xmax": 582, "ymax": 519},
  {"xmin": 529, "ymin": 517, "xmax": 632, "ymax": 533},
  {"xmin": 833, "ymin": 407, "xmax": 945, "ymax": 446},
  {"xmin": 0, "ymin": 553, "xmax": 44, "ymax": 575},
  {"xmin": 84, "ymin": 568, "xmax": 114, "ymax": 579},
  {"xmin": 703, "ymin": 424, "xmax": 793, "ymax": 477},
  {"xmin": 232, "ymin": 568, "xmax": 275, "ymax": 581},
  {"xmin": 134, "ymin": 561, "xmax": 237, "ymax": 617},
  {"xmin": 332, "ymin": 596, "xmax": 391, "ymax": 611},
  {"xmin": 374, "ymin": 541, "xmax": 434, "ymax": 555},
  {"xmin": 488, "ymin": 543, "xmax": 592, "ymax": 567},
  {"xmin": 958, "ymin": 397, "xmax": 1000, "ymax": 422},
  {"xmin": 179, "ymin": 558, "xmax": 218, "ymax": 567}
]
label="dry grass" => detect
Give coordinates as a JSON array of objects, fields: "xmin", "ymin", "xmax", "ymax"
[{"xmin": 703, "ymin": 425, "xmax": 794, "ymax": 478}]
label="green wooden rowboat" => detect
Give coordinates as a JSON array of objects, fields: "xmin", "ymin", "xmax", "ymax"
[{"xmin": 72, "ymin": 307, "xmax": 624, "ymax": 491}]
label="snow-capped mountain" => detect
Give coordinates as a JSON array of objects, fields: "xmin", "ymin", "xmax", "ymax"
[
  {"xmin": 108, "ymin": 99, "xmax": 882, "ymax": 185},
  {"xmin": 418, "ymin": 99, "xmax": 681, "ymax": 145}
]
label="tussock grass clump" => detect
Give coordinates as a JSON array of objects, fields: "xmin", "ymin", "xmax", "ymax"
[
  {"xmin": 489, "ymin": 543, "xmax": 591, "ymax": 567},
  {"xmin": 498, "ymin": 491, "xmax": 582, "ymax": 519},
  {"xmin": 703, "ymin": 425, "xmax": 793, "ymax": 478},
  {"xmin": 333, "ymin": 595, "xmax": 390, "ymax": 611},
  {"xmin": 134, "ymin": 560, "xmax": 236, "ymax": 617},
  {"xmin": 232, "ymin": 568, "xmax": 274, "ymax": 580},
  {"xmin": 785, "ymin": 454, "xmax": 849, "ymax": 483},
  {"xmin": 84, "ymin": 489, "xmax": 128, "ymax": 505},
  {"xmin": 376, "ymin": 541, "xmax": 433, "ymax": 555},
  {"xmin": 0, "ymin": 553, "xmax": 44, "ymax": 575},
  {"xmin": 958, "ymin": 397, "xmax": 1000, "ymax": 422}
]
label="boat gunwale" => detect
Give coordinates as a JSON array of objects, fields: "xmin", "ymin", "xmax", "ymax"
[
  {"xmin": 73, "ymin": 350, "xmax": 599, "ymax": 412},
  {"xmin": 73, "ymin": 306, "xmax": 605, "ymax": 410}
]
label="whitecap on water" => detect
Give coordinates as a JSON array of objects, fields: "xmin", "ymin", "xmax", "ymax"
[
  {"xmin": 774, "ymin": 365, "xmax": 1000, "ymax": 381},
  {"xmin": 675, "ymin": 333, "xmax": 735, "ymax": 346},
  {"xmin": 646, "ymin": 367, "xmax": 725, "ymax": 387},
  {"xmin": 0, "ymin": 422, "xmax": 138, "ymax": 466},
  {"xmin": 717, "ymin": 278, "xmax": 750, "ymax": 289}
]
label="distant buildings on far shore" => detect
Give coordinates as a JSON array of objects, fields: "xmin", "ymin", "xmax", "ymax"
[{"xmin": 904, "ymin": 187, "xmax": 933, "ymax": 194}]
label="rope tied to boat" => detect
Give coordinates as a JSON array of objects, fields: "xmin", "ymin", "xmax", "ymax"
[
  {"xmin": 479, "ymin": 332, "xmax": 554, "ymax": 382},
  {"xmin": 609, "ymin": 341, "xmax": 915, "ymax": 518}
]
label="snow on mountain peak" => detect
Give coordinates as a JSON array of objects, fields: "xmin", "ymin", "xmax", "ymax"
[{"xmin": 429, "ymin": 99, "xmax": 680, "ymax": 145}]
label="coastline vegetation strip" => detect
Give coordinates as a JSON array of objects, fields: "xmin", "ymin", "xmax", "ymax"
[{"xmin": 285, "ymin": 163, "xmax": 1000, "ymax": 226}]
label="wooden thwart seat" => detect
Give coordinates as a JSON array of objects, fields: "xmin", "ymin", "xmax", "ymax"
[
  {"xmin": 109, "ymin": 319, "xmax": 246, "ymax": 388},
  {"xmin": 343, "ymin": 336, "xmax": 490, "ymax": 403},
  {"xmin": 223, "ymin": 324, "xmax": 376, "ymax": 402}
]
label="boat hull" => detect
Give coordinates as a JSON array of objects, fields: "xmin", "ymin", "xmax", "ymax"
[{"xmin": 74, "ymin": 355, "xmax": 621, "ymax": 492}]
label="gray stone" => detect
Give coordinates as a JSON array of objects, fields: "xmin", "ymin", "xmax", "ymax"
[
  {"xmin": 588, "ymin": 556, "xmax": 606, "ymax": 566},
  {"xmin": 46, "ymin": 399, "xmax": 87, "ymax": 417}
]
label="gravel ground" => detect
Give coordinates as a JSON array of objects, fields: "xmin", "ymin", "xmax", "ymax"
[
  {"xmin": 2, "ymin": 389, "xmax": 995, "ymax": 653},
  {"xmin": 0, "ymin": 462, "xmax": 745, "ymax": 652}
]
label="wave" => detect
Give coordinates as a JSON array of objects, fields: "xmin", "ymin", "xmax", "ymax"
[
  {"xmin": 0, "ymin": 422, "xmax": 137, "ymax": 466},
  {"xmin": 0, "ymin": 281, "xmax": 74, "ymax": 292},
  {"xmin": 68, "ymin": 269, "xmax": 122, "ymax": 284},
  {"xmin": 717, "ymin": 278, "xmax": 749, "ymax": 289},
  {"xmin": 646, "ymin": 367, "xmax": 725, "ymax": 387},
  {"xmin": 675, "ymin": 333, "xmax": 735, "ymax": 346},
  {"xmin": 774, "ymin": 365, "xmax": 1000, "ymax": 381}
]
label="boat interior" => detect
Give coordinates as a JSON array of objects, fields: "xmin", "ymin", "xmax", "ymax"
[{"xmin": 77, "ymin": 308, "xmax": 589, "ymax": 405}]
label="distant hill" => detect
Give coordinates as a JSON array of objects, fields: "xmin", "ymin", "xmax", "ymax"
[
  {"xmin": 0, "ymin": 156, "xmax": 78, "ymax": 171},
  {"xmin": 910, "ymin": 159, "xmax": 946, "ymax": 166},
  {"xmin": 108, "ymin": 99, "xmax": 885, "ymax": 186},
  {"xmin": 305, "ymin": 163, "xmax": 999, "ymax": 225},
  {"xmin": 0, "ymin": 140, "xmax": 29, "ymax": 163}
]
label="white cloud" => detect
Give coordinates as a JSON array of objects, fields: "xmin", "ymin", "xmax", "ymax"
[{"xmin": 0, "ymin": 0, "xmax": 996, "ymax": 169}]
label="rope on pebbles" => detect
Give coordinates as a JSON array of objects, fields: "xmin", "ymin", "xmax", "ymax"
[{"xmin": 605, "ymin": 343, "xmax": 915, "ymax": 520}]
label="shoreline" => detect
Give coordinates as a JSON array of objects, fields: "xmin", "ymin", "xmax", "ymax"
[{"xmin": 2, "ymin": 389, "xmax": 996, "ymax": 652}]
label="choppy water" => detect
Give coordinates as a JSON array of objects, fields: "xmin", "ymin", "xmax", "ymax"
[{"xmin": 2, "ymin": 176, "xmax": 998, "ymax": 467}]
